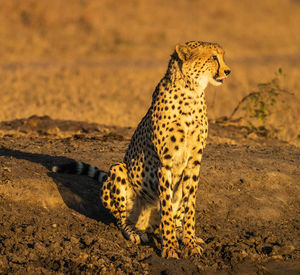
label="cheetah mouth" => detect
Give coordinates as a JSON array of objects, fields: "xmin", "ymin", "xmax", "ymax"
[
  {"xmin": 213, "ymin": 73, "xmax": 225, "ymax": 83},
  {"xmin": 214, "ymin": 77, "xmax": 225, "ymax": 83}
]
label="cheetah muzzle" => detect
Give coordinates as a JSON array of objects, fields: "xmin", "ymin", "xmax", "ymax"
[{"xmin": 52, "ymin": 41, "xmax": 231, "ymax": 259}]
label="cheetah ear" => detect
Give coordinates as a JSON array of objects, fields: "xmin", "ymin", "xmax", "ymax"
[{"xmin": 175, "ymin": 44, "xmax": 191, "ymax": 61}]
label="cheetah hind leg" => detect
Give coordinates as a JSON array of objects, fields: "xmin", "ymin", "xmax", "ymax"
[{"xmin": 100, "ymin": 163, "xmax": 148, "ymax": 244}]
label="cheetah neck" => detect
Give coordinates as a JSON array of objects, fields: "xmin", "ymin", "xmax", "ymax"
[{"xmin": 164, "ymin": 57, "xmax": 206, "ymax": 95}]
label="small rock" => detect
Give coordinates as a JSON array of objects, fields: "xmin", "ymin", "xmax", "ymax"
[
  {"xmin": 271, "ymin": 255, "xmax": 283, "ymax": 260},
  {"xmin": 261, "ymin": 246, "xmax": 273, "ymax": 255},
  {"xmin": 81, "ymin": 235, "xmax": 94, "ymax": 246},
  {"xmin": 3, "ymin": 167, "xmax": 11, "ymax": 172},
  {"xmin": 279, "ymin": 245, "xmax": 295, "ymax": 255},
  {"xmin": 247, "ymin": 132, "xmax": 260, "ymax": 140}
]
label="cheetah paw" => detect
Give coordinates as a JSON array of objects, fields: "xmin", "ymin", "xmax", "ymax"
[
  {"xmin": 161, "ymin": 247, "xmax": 179, "ymax": 259},
  {"xmin": 123, "ymin": 229, "xmax": 148, "ymax": 244},
  {"xmin": 181, "ymin": 243, "xmax": 204, "ymax": 258},
  {"xmin": 195, "ymin": 237, "xmax": 205, "ymax": 245}
]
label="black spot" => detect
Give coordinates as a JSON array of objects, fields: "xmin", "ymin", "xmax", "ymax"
[
  {"xmin": 164, "ymin": 154, "xmax": 172, "ymax": 159},
  {"xmin": 189, "ymin": 186, "xmax": 195, "ymax": 194},
  {"xmin": 117, "ymin": 176, "xmax": 121, "ymax": 182},
  {"xmin": 171, "ymin": 136, "xmax": 176, "ymax": 142},
  {"xmin": 193, "ymin": 160, "xmax": 201, "ymax": 166},
  {"xmin": 192, "ymin": 175, "xmax": 198, "ymax": 182},
  {"xmin": 121, "ymin": 179, "xmax": 126, "ymax": 185},
  {"xmin": 104, "ymin": 195, "xmax": 109, "ymax": 201},
  {"xmin": 111, "ymin": 173, "xmax": 116, "ymax": 181},
  {"xmin": 165, "ymin": 180, "xmax": 170, "ymax": 188},
  {"xmin": 163, "ymin": 147, "xmax": 169, "ymax": 154},
  {"xmin": 183, "ymin": 175, "xmax": 190, "ymax": 181}
]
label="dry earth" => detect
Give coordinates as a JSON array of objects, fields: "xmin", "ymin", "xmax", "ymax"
[{"xmin": 0, "ymin": 116, "xmax": 299, "ymax": 274}]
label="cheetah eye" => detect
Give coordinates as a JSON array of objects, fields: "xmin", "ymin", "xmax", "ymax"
[{"xmin": 212, "ymin": 55, "xmax": 218, "ymax": 61}]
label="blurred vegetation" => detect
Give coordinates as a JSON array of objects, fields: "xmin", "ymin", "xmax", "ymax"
[{"xmin": 228, "ymin": 69, "xmax": 294, "ymax": 137}]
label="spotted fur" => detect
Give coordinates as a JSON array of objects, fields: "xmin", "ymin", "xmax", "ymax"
[{"xmin": 53, "ymin": 41, "xmax": 231, "ymax": 259}]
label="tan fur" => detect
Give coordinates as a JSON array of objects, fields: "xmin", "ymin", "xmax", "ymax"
[{"xmin": 101, "ymin": 41, "xmax": 231, "ymax": 258}]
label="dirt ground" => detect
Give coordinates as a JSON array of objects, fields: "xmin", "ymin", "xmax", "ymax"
[
  {"xmin": 0, "ymin": 0, "xmax": 300, "ymax": 274},
  {"xmin": 0, "ymin": 116, "xmax": 299, "ymax": 274}
]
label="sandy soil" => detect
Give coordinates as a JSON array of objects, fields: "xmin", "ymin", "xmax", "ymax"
[
  {"xmin": 0, "ymin": 116, "xmax": 299, "ymax": 274},
  {"xmin": 0, "ymin": 0, "xmax": 299, "ymax": 273}
]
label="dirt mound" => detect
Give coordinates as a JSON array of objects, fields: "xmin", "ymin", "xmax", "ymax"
[{"xmin": 0, "ymin": 117, "xmax": 299, "ymax": 274}]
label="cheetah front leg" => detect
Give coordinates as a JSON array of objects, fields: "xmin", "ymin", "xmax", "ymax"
[
  {"xmin": 180, "ymin": 163, "xmax": 204, "ymax": 257},
  {"xmin": 158, "ymin": 166, "xmax": 179, "ymax": 259}
]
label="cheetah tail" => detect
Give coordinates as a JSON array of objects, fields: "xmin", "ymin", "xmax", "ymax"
[{"xmin": 52, "ymin": 162, "xmax": 108, "ymax": 183}]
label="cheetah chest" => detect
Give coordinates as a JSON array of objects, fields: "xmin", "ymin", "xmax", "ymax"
[
  {"xmin": 171, "ymin": 111, "xmax": 207, "ymax": 170},
  {"xmin": 176, "ymin": 123, "xmax": 205, "ymax": 165}
]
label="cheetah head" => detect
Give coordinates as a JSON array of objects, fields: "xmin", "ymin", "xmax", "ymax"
[{"xmin": 175, "ymin": 41, "xmax": 231, "ymax": 89}]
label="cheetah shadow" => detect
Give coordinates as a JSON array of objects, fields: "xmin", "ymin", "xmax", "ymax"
[
  {"xmin": 0, "ymin": 147, "xmax": 113, "ymax": 225},
  {"xmin": 0, "ymin": 147, "xmax": 167, "ymax": 256}
]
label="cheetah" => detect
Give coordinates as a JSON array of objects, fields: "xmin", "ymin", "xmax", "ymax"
[{"xmin": 53, "ymin": 41, "xmax": 231, "ymax": 259}]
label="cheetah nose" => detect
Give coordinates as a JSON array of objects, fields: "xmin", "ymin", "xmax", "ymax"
[{"xmin": 224, "ymin": 70, "xmax": 231, "ymax": 76}]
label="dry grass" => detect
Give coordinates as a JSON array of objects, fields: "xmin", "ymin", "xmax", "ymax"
[{"xmin": 0, "ymin": 0, "xmax": 299, "ymax": 145}]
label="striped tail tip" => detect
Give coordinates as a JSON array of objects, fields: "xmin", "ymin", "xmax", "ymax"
[
  {"xmin": 52, "ymin": 166, "xmax": 59, "ymax": 172},
  {"xmin": 50, "ymin": 162, "xmax": 107, "ymax": 183}
]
